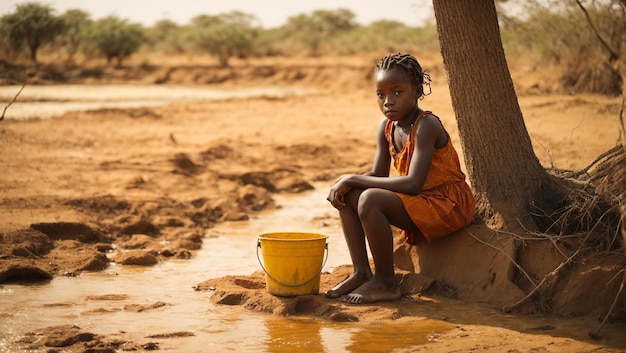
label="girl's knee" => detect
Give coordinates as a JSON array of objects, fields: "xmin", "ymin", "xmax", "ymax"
[{"xmin": 357, "ymin": 189, "xmax": 385, "ymax": 218}]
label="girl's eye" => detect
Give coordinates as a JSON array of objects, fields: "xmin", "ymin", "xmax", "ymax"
[
  {"xmin": 376, "ymin": 93, "xmax": 384, "ymax": 99},
  {"xmin": 394, "ymin": 91, "xmax": 402, "ymax": 96}
]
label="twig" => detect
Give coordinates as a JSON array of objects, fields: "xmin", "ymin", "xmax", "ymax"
[
  {"xmin": 554, "ymin": 97, "xmax": 624, "ymax": 180},
  {"xmin": 468, "ymin": 230, "xmax": 537, "ymax": 288},
  {"xmin": 529, "ymin": 132, "xmax": 557, "ymax": 169},
  {"xmin": 574, "ymin": 0, "xmax": 620, "ymax": 62},
  {"xmin": 515, "ymin": 219, "xmax": 575, "ymax": 258},
  {"xmin": 567, "ymin": 145, "xmax": 623, "ymax": 179},
  {"xmin": 1, "ymin": 80, "xmax": 26, "ymax": 121},
  {"xmin": 589, "ymin": 269, "xmax": 625, "ymax": 340}
]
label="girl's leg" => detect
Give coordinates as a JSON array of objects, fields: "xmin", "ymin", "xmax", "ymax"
[
  {"xmin": 344, "ymin": 188, "xmax": 420, "ymax": 304},
  {"xmin": 325, "ymin": 188, "xmax": 373, "ymax": 298}
]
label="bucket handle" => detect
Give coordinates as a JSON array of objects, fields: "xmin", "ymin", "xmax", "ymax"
[{"xmin": 256, "ymin": 239, "xmax": 329, "ymax": 288}]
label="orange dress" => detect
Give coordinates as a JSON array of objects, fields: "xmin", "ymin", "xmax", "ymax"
[{"xmin": 385, "ymin": 111, "xmax": 475, "ymax": 245}]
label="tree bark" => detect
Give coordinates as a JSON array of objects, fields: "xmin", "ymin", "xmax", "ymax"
[{"xmin": 432, "ymin": 0, "xmax": 565, "ymax": 230}]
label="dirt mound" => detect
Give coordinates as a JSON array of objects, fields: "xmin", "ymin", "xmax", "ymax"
[{"xmin": 194, "ymin": 267, "xmax": 432, "ymax": 322}]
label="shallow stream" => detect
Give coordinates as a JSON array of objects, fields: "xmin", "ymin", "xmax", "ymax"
[
  {"xmin": 0, "ymin": 188, "xmax": 455, "ymax": 352},
  {"xmin": 2, "ymin": 188, "xmax": 625, "ymax": 352}
]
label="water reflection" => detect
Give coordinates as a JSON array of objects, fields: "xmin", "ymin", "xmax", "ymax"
[
  {"xmin": 346, "ymin": 319, "xmax": 448, "ymax": 352},
  {"xmin": 262, "ymin": 315, "xmax": 454, "ymax": 353},
  {"xmin": 265, "ymin": 317, "xmax": 327, "ymax": 353}
]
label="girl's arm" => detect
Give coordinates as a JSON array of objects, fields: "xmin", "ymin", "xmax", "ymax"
[
  {"xmin": 341, "ymin": 114, "xmax": 443, "ymax": 195},
  {"xmin": 327, "ymin": 118, "xmax": 390, "ymax": 208}
]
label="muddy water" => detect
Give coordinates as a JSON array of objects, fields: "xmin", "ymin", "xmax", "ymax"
[
  {"xmin": 0, "ymin": 187, "xmax": 454, "ymax": 352},
  {"xmin": 2, "ymin": 187, "xmax": 625, "ymax": 352}
]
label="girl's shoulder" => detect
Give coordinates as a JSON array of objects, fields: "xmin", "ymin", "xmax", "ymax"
[
  {"xmin": 379, "ymin": 117, "xmax": 392, "ymax": 130},
  {"xmin": 416, "ymin": 111, "xmax": 442, "ymax": 129},
  {"xmin": 419, "ymin": 110, "xmax": 438, "ymax": 121},
  {"xmin": 416, "ymin": 111, "xmax": 447, "ymax": 142}
]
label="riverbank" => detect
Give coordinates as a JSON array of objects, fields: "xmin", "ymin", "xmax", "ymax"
[{"xmin": 1, "ymin": 54, "xmax": 625, "ymax": 352}]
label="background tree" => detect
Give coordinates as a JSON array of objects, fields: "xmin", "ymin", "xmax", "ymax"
[
  {"xmin": 147, "ymin": 19, "xmax": 186, "ymax": 54},
  {"xmin": 0, "ymin": 16, "xmax": 20, "ymax": 61},
  {"xmin": 0, "ymin": 2, "xmax": 64, "ymax": 62},
  {"xmin": 58, "ymin": 9, "xmax": 91, "ymax": 64},
  {"xmin": 283, "ymin": 9, "xmax": 356, "ymax": 56},
  {"xmin": 335, "ymin": 19, "xmax": 439, "ymax": 55},
  {"xmin": 189, "ymin": 11, "xmax": 258, "ymax": 67},
  {"xmin": 84, "ymin": 15, "xmax": 145, "ymax": 66}
]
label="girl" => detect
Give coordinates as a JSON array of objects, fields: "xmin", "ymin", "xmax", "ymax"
[{"xmin": 326, "ymin": 53, "xmax": 475, "ymax": 304}]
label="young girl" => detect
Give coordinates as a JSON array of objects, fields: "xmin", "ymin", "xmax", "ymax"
[{"xmin": 326, "ymin": 53, "xmax": 475, "ymax": 304}]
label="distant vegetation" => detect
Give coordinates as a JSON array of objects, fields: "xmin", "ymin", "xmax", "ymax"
[
  {"xmin": 0, "ymin": 0, "xmax": 623, "ymax": 94},
  {"xmin": 497, "ymin": 0, "xmax": 624, "ymax": 95},
  {"xmin": 0, "ymin": 2, "xmax": 438, "ymax": 67}
]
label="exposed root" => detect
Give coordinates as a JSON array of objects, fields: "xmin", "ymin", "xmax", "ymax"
[
  {"xmin": 498, "ymin": 137, "xmax": 626, "ymax": 313},
  {"xmin": 502, "ymin": 229, "xmax": 593, "ymax": 313},
  {"xmin": 540, "ymin": 144, "xmax": 625, "ymax": 251},
  {"xmin": 468, "ymin": 230, "xmax": 537, "ymax": 287}
]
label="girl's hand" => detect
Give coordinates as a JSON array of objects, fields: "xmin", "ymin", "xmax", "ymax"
[{"xmin": 327, "ymin": 175, "xmax": 352, "ymax": 210}]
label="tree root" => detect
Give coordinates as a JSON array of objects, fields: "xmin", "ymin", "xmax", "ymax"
[
  {"xmin": 502, "ymin": 237, "xmax": 590, "ymax": 313},
  {"xmin": 483, "ymin": 139, "xmax": 626, "ymax": 312}
]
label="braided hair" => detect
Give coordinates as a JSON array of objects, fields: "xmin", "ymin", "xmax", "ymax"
[{"xmin": 375, "ymin": 53, "xmax": 432, "ymax": 100}]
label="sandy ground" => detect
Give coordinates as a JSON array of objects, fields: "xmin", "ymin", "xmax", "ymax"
[{"xmin": 1, "ymin": 54, "xmax": 625, "ymax": 352}]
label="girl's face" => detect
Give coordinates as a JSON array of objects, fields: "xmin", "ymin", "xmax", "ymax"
[{"xmin": 375, "ymin": 68, "xmax": 419, "ymax": 122}]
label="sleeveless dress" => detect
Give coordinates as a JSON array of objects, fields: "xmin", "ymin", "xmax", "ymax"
[{"xmin": 384, "ymin": 111, "xmax": 475, "ymax": 245}]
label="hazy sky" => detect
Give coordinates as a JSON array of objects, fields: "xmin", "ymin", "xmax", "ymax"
[{"xmin": 0, "ymin": 0, "xmax": 435, "ymax": 28}]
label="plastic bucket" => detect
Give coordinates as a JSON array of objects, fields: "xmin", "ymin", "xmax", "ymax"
[{"xmin": 257, "ymin": 232, "xmax": 328, "ymax": 297}]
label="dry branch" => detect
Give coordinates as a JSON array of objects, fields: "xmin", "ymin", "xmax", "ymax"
[
  {"xmin": 1, "ymin": 81, "xmax": 26, "ymax": 121},
  {"xmin": 574, "ymin": 0, "xmax": 620, "ymax": 61},
  {"xmin": 557, "ymin": 145, "xmax": 623, "ymax": 180}
]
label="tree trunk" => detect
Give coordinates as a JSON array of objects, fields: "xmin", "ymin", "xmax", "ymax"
[
  {"xmin": 30, "ymin": 45, "xmax": 38, "ymax": 62},
  {"xmin": 432, "ymin": 0, "xmax": 566, "ymax": 230}
]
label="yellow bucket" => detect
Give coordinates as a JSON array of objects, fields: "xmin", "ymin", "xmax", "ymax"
[{"xmin": 257, "ymin": 232, "xmax": 328, "ymax": 297}]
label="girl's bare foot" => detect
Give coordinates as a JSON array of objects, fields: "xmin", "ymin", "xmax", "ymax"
[
  {"xmin": 342, "ymin": 278, "xmax": 402, "ymax": 304},
  {"xmin": 325, "ymin": 272, "xmax": 372, "ymax": 298}
]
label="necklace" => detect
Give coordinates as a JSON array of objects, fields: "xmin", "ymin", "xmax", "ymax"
[
  {"xmin": 396, "ymin": 108, "xmax": 421, "ymax": 133},
  {"xmin": 396, "ymin": 121, "xmax": 414, "ymax": 134}
]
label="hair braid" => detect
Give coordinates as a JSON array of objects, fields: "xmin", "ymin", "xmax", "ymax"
[{"xmin": 375, "ymin": 53, "xmax": 432, "ymax": 99}]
